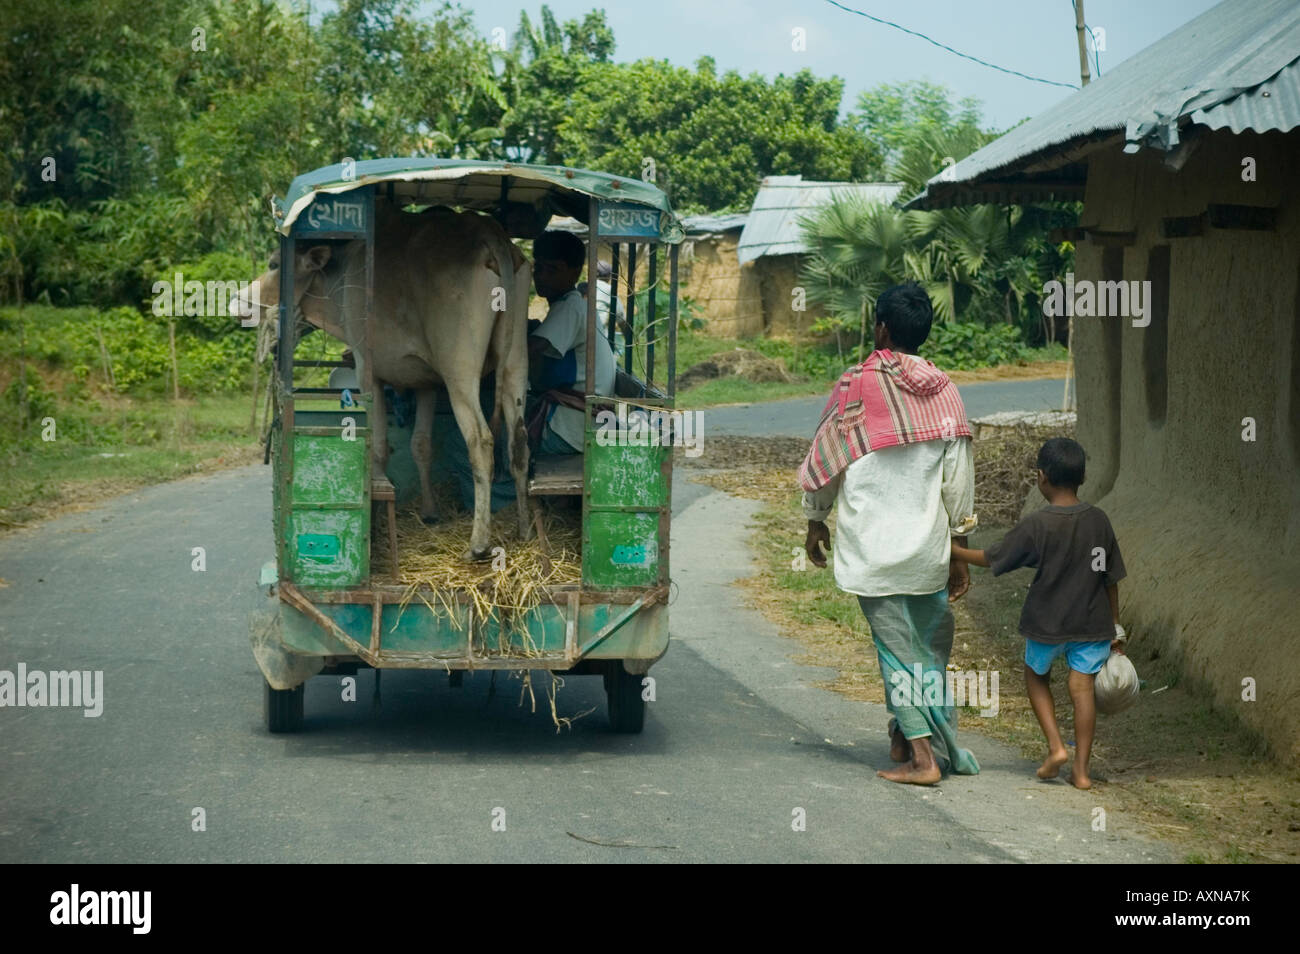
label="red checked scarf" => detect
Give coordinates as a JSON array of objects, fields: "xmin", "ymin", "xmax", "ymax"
[{"xmin": 798, "ymin": 349, "xmax": 972, "ymax": 492}]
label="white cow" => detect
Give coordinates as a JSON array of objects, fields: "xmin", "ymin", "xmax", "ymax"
[{"xmin": 245, "ymin": 204, "xmax": 531, "ymax": 561}]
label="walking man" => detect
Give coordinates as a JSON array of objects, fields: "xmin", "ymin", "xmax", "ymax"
[{"xmin": 800, "ymin": 283, "xmax": 980, "ymax": 785}]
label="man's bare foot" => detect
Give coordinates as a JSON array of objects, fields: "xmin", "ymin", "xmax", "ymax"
[
  {"xmin": 1037, "ymin": 747, "xmax": 1070, "ymax": 779},
  {"xmin": 877, "ymin": 763, "xmax": 942, "ymax": 785},
  {"xmin": 889, "ymin": 726, "xmax": 912, "ymax": 763},
  {"xmin": 1070, "ymin": 762, "xmax": 1092, "ymax": 790}
]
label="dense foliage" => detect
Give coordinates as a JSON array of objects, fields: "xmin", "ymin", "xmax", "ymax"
[
  {"xmin": 1, "ymin": 3, "xmax": 1067, "ymax": 431},
  {"xmin": 0, "ymin": 0, "xmax": 887, "ymax": 313}
]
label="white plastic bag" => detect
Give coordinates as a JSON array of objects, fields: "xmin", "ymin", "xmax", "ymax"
[{"xmin": 1095, "ymin": 626, "xmax": 1140, "ymax": 714}]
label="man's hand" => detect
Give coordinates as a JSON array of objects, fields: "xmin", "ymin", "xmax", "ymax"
[
  {"xmin": 947, "ymin": 559, "xmax": 970, "ymax": 602},
  {"xmin": 805, "ymin": 520, "xmax": 830, "ymax": 568}
]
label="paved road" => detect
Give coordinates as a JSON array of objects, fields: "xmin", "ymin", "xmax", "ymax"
[
  {"xmin": 705, "ymin": 377, "xmax": 1068, "ymax": 437},
  {"xmin": 0, "ymin": 459, "xmax": 1169, "ymax": 863}
]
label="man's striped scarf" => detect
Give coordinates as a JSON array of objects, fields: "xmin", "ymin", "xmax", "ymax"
[{"xmin": 798, "ymin": 349, "xmax": 972, "ymax": 493}]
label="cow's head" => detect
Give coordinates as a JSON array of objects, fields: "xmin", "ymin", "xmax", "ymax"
[{"xmin": 237, "ymin": 244, "xmax": 334, "ymax": 328}]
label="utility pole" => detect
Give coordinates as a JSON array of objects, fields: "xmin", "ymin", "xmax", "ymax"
[
  {"xmin": 1064, "ymin": 1, "xmax": 1090, "ymax": 412},
  {"xmin": 1075, "ymin": 0, "xmax": 1091, "ymax": 87}
]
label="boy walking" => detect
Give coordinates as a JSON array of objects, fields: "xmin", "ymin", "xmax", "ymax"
[{"xmin": 950, "ymin": 437, "xmax": 1126, "ymax": 790}]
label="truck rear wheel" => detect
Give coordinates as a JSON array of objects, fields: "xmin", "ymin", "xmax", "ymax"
[
  {"xmin": 605, "ymin": 666, "xmax": 645, "ymax": 734},
  {"xmin": 265, "ymin": 680, "xmax": 304, "ymax": 733}
]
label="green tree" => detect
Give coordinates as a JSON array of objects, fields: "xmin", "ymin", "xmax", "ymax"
[
  {"xmin": 554, "ymin": 60, "xmax": 880, "ymax": 210},
  {"xmin": 503, "ymin": 6, "xmax": 618, "ymax": 163},
  {"xmin": 850, "ymin": 79, "xmax": 983, "ymax": 165}
]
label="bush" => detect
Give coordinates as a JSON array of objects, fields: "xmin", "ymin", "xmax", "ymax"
[
  {"xmin": 3, "ymin": 367, "xmax": 58, "ymax": 425},
  {"xmin": 750, "ymin": 337, "xmax": 847, "ymax": 381},
  {"xmin": 921, "ymin": 322, "xmax": 1036, "ymax": 371},
  {"xmin": 0, "ymin": 304, "xmax": 254, "ymax": 398}
]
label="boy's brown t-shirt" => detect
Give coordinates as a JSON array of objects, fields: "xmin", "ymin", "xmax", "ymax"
[{"xmin": 984, "ymin": 502, "xmax": 1126, "ymax": 643}]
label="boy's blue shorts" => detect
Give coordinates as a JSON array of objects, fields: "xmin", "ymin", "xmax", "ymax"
[{"xmin": 1024, "ymin": 637, "xmax": 1110, "ymax": 676}]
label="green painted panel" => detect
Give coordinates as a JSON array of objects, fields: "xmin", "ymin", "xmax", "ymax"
[
  {"xmin": 380, "ymin": 602, "xmax": 470, "ymax": 653},
  {"xmin": 578, "ymin": 603, "xmax": 669, "ymax": 660},
  {"xmin": 583, "ymin": 511, "xmax": 660, "ymax": 587},
  {"xmin": 288, "ymin": 509, "xmax": 369, "ymax": 586},
  {"xmin": 584, "ymin": 438, "xmax": 666, "ymax": 509},
  {"xmin": 473, "ymin": 603, "xmax": 568, "ymax": 656},
  {"xmin": 291, "ymin": 430, "xmax": 367, "ymax": 505}
]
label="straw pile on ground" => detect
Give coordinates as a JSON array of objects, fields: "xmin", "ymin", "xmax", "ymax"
[
  {"xmin": 973, "ymin": 416, "xmax": 1077, "ymax": 526},
  {"xmin": 371, "ymin": 498, "xmax": 582, "ymax": 656}
]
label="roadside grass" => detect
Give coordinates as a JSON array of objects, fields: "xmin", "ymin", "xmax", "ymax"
[
  {"xmin": 1, "ymin": 393, "xmax": 261, "ymax": 529},
  {"xmin": 677, "ymin": 377, "xmax": 828, "ymax": 407},
  {"xmin": 674, "ymin": 330, "xmax": 1068, "ymax": 407},
  {"xmin": 686, "ymin": 445, "xmax": 1300, "ymax": 864}
]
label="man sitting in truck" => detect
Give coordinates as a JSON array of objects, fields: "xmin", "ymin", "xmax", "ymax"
[{"xmin": 526, "ymin": 229, "xmax": 618, "ymax": 456}]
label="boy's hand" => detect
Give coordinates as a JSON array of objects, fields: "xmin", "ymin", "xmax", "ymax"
[
  {"xmin": 947, "ymin": 559, "xmax": 970, "ymax": 602},
  {"xmin": 804, "ymin": 520, "xmax": 830, "ymax": 568},
  {"xmin": 1110, "ymin": 640, "xmax": 1126, "ymax": 655}
]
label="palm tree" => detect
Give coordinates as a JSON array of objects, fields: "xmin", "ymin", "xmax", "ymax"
[
  {"xmin": 512, "ymin": 6, "xmax": 565, "ymax": 65},
  {"xmin": 799, "ymin": 121, "xmax": 1057, "ymax": 354}
]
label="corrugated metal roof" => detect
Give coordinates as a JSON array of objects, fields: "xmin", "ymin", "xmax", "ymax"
[
  {"xmin": 1193, "ymin": 58, "xmax": 1300, "ymax": 132},
  {"xmin": 908, "ymin": 0, "xmax": 1300, "ymax": 210},
  {"xmin": 682, "ymin": 212, "xmax": 749, "ymax": 234},
  {"xmin": 738, "ymin": 176, "xmax": 904, "ymax": 264}
]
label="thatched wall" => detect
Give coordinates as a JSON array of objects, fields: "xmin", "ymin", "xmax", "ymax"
[
  {"xmin": 1067, "ymin": 129, "xmax": 1300, "ymax": 761},
  {"xmin": 677, "ymin": 233, "xmax": 765, "ymax": 338},
  {"xmin": 755, "ymin": 253, "xmax": 828, "ymax": 338}
]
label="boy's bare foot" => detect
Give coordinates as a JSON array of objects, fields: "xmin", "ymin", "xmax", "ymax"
[
  {"xmin": 1037, "ymin": 747, "xmax": 1070, "ymax": 779},
  {"xmin": 889, "ymin": 725, "xmax": 912, "ymax": 762},
  {"xmin": 877, "ymin": 763, "xmax": 942, "ymax": 785},
  {"xmin": 1070, "ymin": 762, "xmax": 1092, "ymax": 790}
]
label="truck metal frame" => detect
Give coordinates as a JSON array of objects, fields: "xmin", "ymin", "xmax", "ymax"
[{"xmin": 252, "ymin": 158, "xmax": 684, "ymax": 734}]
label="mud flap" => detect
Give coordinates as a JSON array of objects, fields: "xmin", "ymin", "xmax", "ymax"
[{"xmin": 249, "ymin": 568, "xmax": 325, "ymax": 691}]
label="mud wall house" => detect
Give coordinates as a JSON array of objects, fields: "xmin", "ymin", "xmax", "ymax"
[
  {"xmin": 907, "ymin": 0, "xmax": 1300, "ymax": 762},
  {"xmin": 675, "ymin": 214, "xmax": 758, "ymax": 338},
  {"xmin": 737, "ymin": 176, "xmax": 904, "ymax": 338}
]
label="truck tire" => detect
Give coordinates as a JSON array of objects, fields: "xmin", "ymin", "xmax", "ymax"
[
  {"xmin": 605, "ymin": 665, "xmax": 645, "ymax": 734},
  {"xmin": 265, "ymin": 680, "xmax": 304, "ymax": 733}
]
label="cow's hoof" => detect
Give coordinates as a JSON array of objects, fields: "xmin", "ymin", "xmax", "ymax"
[
  {"xmin": 462, "ymin": 547, "xmax": 492, "ymax": 563},
  {"xmin": 419, "ymin": 512, "xmax": 439, "ymax": 525}
]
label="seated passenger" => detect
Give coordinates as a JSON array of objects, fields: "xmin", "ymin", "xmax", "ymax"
[{"xmin": 527, "ymin": 230, "xmax": 617, "ymax": 456}]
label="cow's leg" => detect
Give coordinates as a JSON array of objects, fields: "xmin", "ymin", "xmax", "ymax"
[
  {"xmin": 410, "ymin": 389, "xmax": 439, "ymax": 523},
  {"xmin": 444, "ymin": 377, "xmax": 495, "ymax": 561},
  {"xmin": 368, "ymin": 373, "xmax": 390, "ymax": 476}
]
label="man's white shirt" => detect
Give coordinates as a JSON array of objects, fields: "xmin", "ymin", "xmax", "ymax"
[
  {"xmin": 531, "ymin": 288, "xmax": 616, "ymax": 451},
  {"xmin": 802, "ymin": 438, "xmax": 977, "ymax": 597}
]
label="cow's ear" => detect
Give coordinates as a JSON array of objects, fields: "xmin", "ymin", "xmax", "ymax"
[{"xmin": 304, "ymin": 245, "xmax": 331, "ymax": 271}]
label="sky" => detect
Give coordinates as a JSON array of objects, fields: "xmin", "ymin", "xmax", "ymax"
[{"xmin": 445, "ymin": 0, "xmax": 1222, "ymax": 131}]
